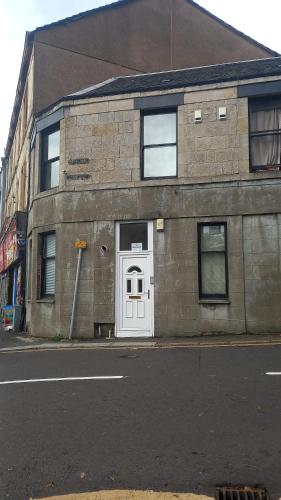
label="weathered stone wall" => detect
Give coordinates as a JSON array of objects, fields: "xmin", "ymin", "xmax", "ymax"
[
  {"xmin": 26, "ymin": 180, "xmax": 281, "ymax": 337},
  {"xmin": 62, "ymin": 101, "xmax": 140, "ymax": 186},
  {"xmin": 59, "ymin": 222, "xmax": 95, "ymax": 339},
  {"xmin": 243, "ymin": 215, "xmax": 281, "ymax": 333},
  {"xmin": 62, "ymin": 89, "xmax": 250, "ymax": 187},
  {"xmin": 28, "ymin": 223, "xmax": 61, "ymax": 338},
  {"xmin": 26, "ymin": 82, "xmax": 281, "ymax": 338},
  {"xmin": 179, "ymin": 89, "xmax": 249, "ymax": 179},
  {"xmin": 59, "ymin": 87, "xmax": 281, "ymax": 188},
  {"xmin": 154, "ymin": 216, "xmax": 245, "ymax": 336}
]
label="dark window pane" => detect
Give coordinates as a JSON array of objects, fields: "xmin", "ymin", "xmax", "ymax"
[
  {"xmin": 200, "ymin": 225, "xmax": 225, "ymax": 252},
  {"xmin": 201, "ymin": 253, "xmax": 226, "ymax": 295},
  {"xmin": 199, "ymin": 223, "xmax": 227, "ymax": 299},
  {"xmin": 120, "ymin": 223, "xmax": 148, "ymax": 251},
  {"xmin": 144, "ymin": 145, "xmax": 176, "ymax": 178},
  {"xmin": 127, "ymin": 279, "xmax": 132, "ymax": 293},
  {"xmin": 138, "ymin": 279, "xmax": 143, "ymax": 293},
  {"xmin": 144, "ymin": 113, "xmax": 176, "ymax": 145},
  {"xmin": 41, "ymin": 126, "xmax": 60, "ymax": 192}
]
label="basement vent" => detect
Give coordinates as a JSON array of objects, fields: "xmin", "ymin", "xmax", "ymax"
[
  {"xmin": 216, "ymin": 486, "xmax": 269, "ymax": 500},
  {"xmin": 94, "ymin": 323, "xmax": 114, "ymax": 338}
]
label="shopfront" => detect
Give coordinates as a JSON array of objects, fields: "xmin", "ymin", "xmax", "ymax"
[{"xmin": 0, "ymin": 212, "xmax": 26, "ymax": 328}]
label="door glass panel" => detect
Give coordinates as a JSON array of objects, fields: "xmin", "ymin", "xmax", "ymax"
[
  {"xmin": 126, "ymin": 279, "xmax": 132, "ymax": 293},
  {"xmin": 120, "ymin": 223, "xmax": 148, "ymax": 251},
  {"xmin": 128, "ymin": 266, "xmax": 142, "ymax": 273},
  {"xmin": 138, "ymin": 279, "xmax": 143, "ymax": 293}
]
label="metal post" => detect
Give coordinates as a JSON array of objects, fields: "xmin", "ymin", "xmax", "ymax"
[{"xmin": 69, "ymin": 247, "xmax": 83, "ymax": 340}]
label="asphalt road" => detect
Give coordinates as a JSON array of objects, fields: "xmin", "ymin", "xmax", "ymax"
[{"xmin": 0, "ymin": 345, "xmax": 280, "ymax": 500}]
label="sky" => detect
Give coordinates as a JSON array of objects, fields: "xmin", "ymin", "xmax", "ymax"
[{"xmin": 1, "ymin": 0, "xmax": 281, "ymax": 156}]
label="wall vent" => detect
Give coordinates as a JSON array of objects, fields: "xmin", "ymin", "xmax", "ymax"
[
  {"xmin": 94, "ymin": 323, "xmax": 114, "ymax": 338},
  {"xmin": 216, "ymin": 486, "xmax": 269, "ymax": 500}
]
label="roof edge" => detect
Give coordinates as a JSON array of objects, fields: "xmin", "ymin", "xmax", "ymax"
[
  {"xmin": 33, "ymin": 0, "xmax": 138, "ymax": 33},
  {"xmin": 185, "ymin": 0, "xmax": 279, "ymax": 57},
  {"xmin": 35, "ymin": 56, "xmax": 281, "ymax": 117},
  {"xmin": 4, "ymin": 31, "xmax": 34, "ymax": 157},
  {"xmin": 33, "ymin": 0, "xmax": 280, "ymax": 58}
]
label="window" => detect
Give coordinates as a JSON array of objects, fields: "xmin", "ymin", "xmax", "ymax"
[
  {"xmin": 142, "ymin": 110, "xmax": 177, "ymax": 178},
  {"xmin": 41, "ymin": 233, "xmax": 56, "ymax": 297},
  {"xmin": 27, "ymin": 239, "xmax": 32, "ymax": 301},
  {"xmin": 198, "ymin": 223, "xmax": 228, "ymax": 300},
  {"xmin": 40, "ymin": 125, "xmax": 60, "ymax": 191},
  {"xmin": 120, "ymin": 223, "xmax": 148, "ymax": 251},
  {"xmin": 249, "ymin": 97, "xmax": 281, "ymax": 171}
]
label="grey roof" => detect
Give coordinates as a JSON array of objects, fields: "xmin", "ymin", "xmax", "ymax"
[{"xmin": 65, "ymin": 56, "xmax": 281, "ymax": 100}]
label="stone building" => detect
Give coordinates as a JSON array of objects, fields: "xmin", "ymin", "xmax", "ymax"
[
  {"xmin": 26, "ymin": 57, "xmax": 281, "ymax": 338},
  {"xmin": 0, "ymin": 0, "xmax": 279, "ymax": 331},
  {"xmin": 2, "ymin": 0, "xmax": 278, "ymax": 221}
]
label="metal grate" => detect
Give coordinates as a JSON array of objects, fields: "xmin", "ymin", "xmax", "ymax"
[{"xmin": 216, "ymin": 486, "xmax": 269, "ymax": 500}]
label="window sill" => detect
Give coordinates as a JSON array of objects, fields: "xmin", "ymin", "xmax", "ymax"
[
  {"xmin": 199, "ymin": 299, "xmax": 230, "ymax": 305},
  {"xmin": 142, "ymin": 175, "xmax": 177, "ymax": 181},
  {"xmin": 36, "ymin": 186, "xmax": 60, "ymax": 198},
  {"xmin": 36, "ymin": 298, "xmax": 55, "ymax": 304},
  {"xmin": 250, "ymin": 166, "xmax": 281, "ymax": 172}
]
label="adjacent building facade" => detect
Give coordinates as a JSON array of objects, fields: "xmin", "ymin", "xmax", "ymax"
[
  {"xmin": 26, "ymin": 57, "xmax": 281, "ymax": 338},
  {"xmin": 1, "ymin": 0, "xmax": 280, "ymax": 336}
]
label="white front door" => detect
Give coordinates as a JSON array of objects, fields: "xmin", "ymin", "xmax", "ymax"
[{"xmin": 116, "ymin": 222, "xmax": 154, "ymax": 338}]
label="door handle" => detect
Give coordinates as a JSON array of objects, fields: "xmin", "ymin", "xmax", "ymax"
[{"xmin": 147, "ymin": 289, "xmax": 150, "ymax": 299}]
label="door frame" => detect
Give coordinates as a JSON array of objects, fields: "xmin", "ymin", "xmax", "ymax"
[{"xmin": 115, "ymin": 221, "xmax": 154, "ymax": 338}]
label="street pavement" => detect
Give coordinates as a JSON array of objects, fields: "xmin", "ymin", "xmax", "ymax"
[
  {"xmin": 0, "ymin": 344, "xmax": 280, "ymax": 500},
  {"xmin": 0, "ymin": 329, "xmax": 47, "ymax": 350}
]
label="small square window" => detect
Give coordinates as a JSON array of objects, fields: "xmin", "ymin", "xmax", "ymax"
[
  {"xmin": 142, "ymin": 110, "xmax": 177, "ymax": 179},
  {"xmin": 40, "ymin": 125, "xmax": 60, "ymax": 191}
]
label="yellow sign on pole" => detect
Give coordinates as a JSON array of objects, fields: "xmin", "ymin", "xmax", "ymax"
[{"xmin": 74, "ymin": 239, "xmax": 87, "ymax": 249}]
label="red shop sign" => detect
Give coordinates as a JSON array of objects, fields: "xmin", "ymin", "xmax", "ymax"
[{"xmin": 0, "ymin": 219, "xmax": 18, "ymax": 273}]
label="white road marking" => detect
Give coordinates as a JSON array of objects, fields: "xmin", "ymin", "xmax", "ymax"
[
  {"xmin": 266, "ymin": 372, "xmax": 281, "ymax": 376},
  {"xmin": 0, "ymin": 376, "xmax": 126, "ymax": 385}
]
